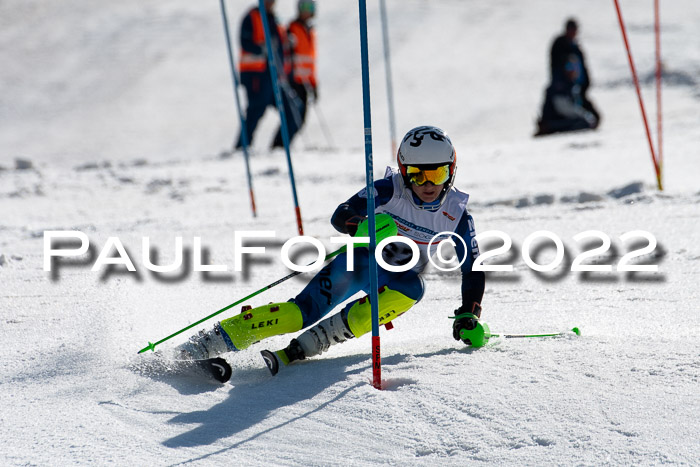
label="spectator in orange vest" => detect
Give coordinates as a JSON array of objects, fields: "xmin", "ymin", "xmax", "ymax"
[
  {"xmin": 235, "ymin": 0, "xmax": 293, "ymax": 150},
  {"xmin": 272, "ymin": 0, "xmax": 317, "ymax": 149}
]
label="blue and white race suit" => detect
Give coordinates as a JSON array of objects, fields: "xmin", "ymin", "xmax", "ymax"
[{"xmin": 293, "ymin": 168, "xmax": 485, "ymax": 327}]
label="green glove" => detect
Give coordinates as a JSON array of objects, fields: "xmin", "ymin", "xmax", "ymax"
[
  {"xmin": 451, "ymin": 305, "xmax": 490, "ymax": 348},
  {"xmin": 353, "ymin": 213, "xmax": 398, "ymax": 246}
]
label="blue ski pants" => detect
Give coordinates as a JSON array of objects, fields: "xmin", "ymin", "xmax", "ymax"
[{"xmin": 293, "ymin": 248, "xmax": 425, "ymax": 327}]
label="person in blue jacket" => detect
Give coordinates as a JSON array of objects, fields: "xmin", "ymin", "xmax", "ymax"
[{"xmin": 179, "ymin": 126, "xmax": 486, "ymax": 374}]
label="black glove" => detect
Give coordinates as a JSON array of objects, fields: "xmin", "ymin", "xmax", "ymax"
[
  {"xmin": 310, "ymin": 85, "xmax": 318, "ymax": 102},
  {"xmin": 345, "ymin": 215, "xmax": 366, "ymax": 236},
  {"xmin": 452, "ymin": 302, "xmax": 482, "ymax": 342}
]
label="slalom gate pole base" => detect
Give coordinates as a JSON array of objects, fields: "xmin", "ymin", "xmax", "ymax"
[{"xmin": 372, "ymin": 335, "xmax": 382, "ymax": 390}]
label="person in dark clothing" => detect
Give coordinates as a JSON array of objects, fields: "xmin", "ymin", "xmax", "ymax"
[
  {"xmin": 235, "ymin": 0, "xmax": 295, "ymax": 150},
  {"xmin": 536, "ymin": 19, "xmax": 600, "ymax": 136},
  {"xmin": 536, "ymin": 55, "xmax": 599, "ymax": 136},
  {"xmin": 551, "ymin": 20, "xmax": 589, "ymax": 91},
  {"xmin": 272, "ymin": 0, "xmax": 317, "ymax": 149}
]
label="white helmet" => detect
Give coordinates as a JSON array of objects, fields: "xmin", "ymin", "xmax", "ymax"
[{"xmin": 397, "ymin": 126, "xmax": 457, "ymax": 207}]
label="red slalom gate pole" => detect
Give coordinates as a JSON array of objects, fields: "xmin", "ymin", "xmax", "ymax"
[
  {"xmin": 654, "ymin": 0, "xmax": 663, "ymax": 184},
  {"xmin": 612, "ymin": 0, "xmax": 663, "ymax": 191},
  {"xmin": 372, "ymin": 335, "xmax": 381, "ymax": 387}
]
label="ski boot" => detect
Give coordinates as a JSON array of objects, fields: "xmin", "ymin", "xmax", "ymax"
[
  {"xmin": 176, "ymin": 325, "xmax": 230, "ymax": 361},
  {"xmin": 261, "ymin": 286, "xmax": 416, "ymax": 375},
  {"xmin": 167, "ymin": 326, "xmax": 233, "ymax": 383}
]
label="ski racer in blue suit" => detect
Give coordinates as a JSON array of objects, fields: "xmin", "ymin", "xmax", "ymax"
[{"xmin": 178, "ymin": 126, "xmax": 486, "ymax": 374}]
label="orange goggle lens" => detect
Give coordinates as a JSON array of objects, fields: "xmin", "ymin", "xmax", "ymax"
[{"xmin": 406, "ymin": 165, "xmax": 450, "ymax": 186}]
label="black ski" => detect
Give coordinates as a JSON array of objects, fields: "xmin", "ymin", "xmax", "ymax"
[
  {"xmin": 134, "ymin": 355, "xmax": 233, "ymax": 383},
  {"xmin": 196, "ymin": 357, "xmax": 233, "ymax": 383},
  {"xmin": 260, "ymin": 349, "xmax": 280, "ymax": 376}
]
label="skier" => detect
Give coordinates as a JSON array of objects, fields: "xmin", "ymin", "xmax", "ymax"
[
  {"xmin": 272, "ymin": 0, "xmax": 318, "ymax": 148},
  {"xmin": 235, "ymin": 0, "xmax": 294, "ymax": 149},
  {"xmin": 178, "ymin": 126, "xmax": 486, "ymax": 375}
]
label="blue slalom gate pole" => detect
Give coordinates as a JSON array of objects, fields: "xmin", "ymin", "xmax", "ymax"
[
  {"xmin": 358, "ymin": 0, "xmax": 382, "ymax": 390},
  {"xmin": 258, "ymin": 0, "xmax": 304, "ymax": 234},
  {"xmin": 219, "ymin": 0, "xmax": 257, "ymax": 217},
  {"xmin": 379, "ymin": 0, "xmax": 397, "ymax": 157}
]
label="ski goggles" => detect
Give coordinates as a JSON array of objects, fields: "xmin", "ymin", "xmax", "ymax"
[{"xmin": 405, "ymin": 165, "xmax": 451, "ymax": 186}]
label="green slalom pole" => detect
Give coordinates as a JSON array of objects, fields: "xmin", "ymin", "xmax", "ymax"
[{"xmin": 138, "ymin": 214, "xmax": 398, "ymax": 354}]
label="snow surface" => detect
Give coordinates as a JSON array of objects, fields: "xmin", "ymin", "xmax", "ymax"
[{"xmin": 1, "ymin": 0, "xmax": 699, "ymax": 465}]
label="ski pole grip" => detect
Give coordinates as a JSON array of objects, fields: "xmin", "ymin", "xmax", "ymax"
[{"xmin": 353, "ymin": 213, "xmax": 398, "ymax": 246}]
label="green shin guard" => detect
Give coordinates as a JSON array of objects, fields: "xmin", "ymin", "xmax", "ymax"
[
  {"xmin": 219, "ymin": 302, "xmax": 304, "ymax": 350},
  {"xmin": 346, "ymin": 286, "xmax": 417, "ymax": 338},
  {"xmin": 267, "ymin": 287, "xmax": 417, "ymax": 374}
]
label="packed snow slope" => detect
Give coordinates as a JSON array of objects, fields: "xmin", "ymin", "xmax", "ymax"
[{"xmin": 1, "ymin": 0, "xmax": 699, "ymax": 465}]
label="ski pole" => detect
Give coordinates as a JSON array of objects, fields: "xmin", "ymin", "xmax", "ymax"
[
  {"xmin": 138, "ymin": 214, "xmax": 398, "ymax": 354},
  {"xmin": 273, "ymin": 51, "xmax": 306, "ymax": 133},
  {"xmin": 277, "ymin": 78, "xmax": 313, "ymax": 149},
  {"xmin": 459, "ymin": 326, "xmax": 580, "ymax": 342},
  {"xmin": 219, "ymin": 0, "xmax": 257, "ymax": 217},
  {"xmin": 310, "ymin": 94, "xmax": 335, "ymax": 150},
  {"xmin": 258, "ymin": 0, "xmax": 304, "ymax": 234},
  {"xmin": 138, "ymin": 246, "xmax": 346, "ymax": 354},
  {"xmin": 489, "ymin": 327, "xmax": 581, "ymax": 339},
  {"xmin": 301, "ymin": 78, "xmax": 336, "ymax": 150}
]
